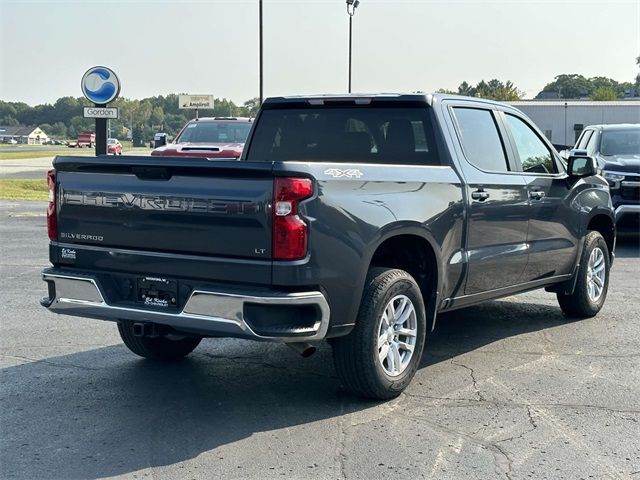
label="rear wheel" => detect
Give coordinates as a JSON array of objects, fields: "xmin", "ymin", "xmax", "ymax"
[
  {"xmin": 332, "ymin": 268, "xmax": 427, "ymax": 400},
  {"xmin": 557, "ymin": 231, "xmax": 610, "ymax": 318},
  {"xmin": 117, "ymin": 321, "xmax": 202, "ymax": 361}
]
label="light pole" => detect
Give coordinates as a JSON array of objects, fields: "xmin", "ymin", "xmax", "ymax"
[
  {"xmin": 259, "ymin": 0, "xmax": 263, "ymax": 105},
  {"xmin": 346, "ymin": 0, "xmax": 360, "ymax": 93}
]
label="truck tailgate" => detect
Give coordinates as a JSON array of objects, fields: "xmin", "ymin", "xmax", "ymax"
[{"xmin": 53, "ymin": 156, "xmax": 273, "ymax": 260}]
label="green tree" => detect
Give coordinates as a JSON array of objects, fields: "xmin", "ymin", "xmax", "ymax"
[
  {"xmin": 539, "ymin": 74, "xmax": 592, "ymax": 98},
  {"xmin": 39, "ymin": 123, "xmax": 53, "ymax": 136},
  {"xmin": 52, "ymin": 97, "xmax": 82, "ymax": 123},
  {"xmin": 457, "ymin": 81, "xmax": 474, "ymax": 96},
  {"xmin": 240, "ymin": 97, "xmax": 261, "ymax": 117},
  {"xmin": 132, "ymin": 123, "xmax": 146, "ymax": 147},
  {"xmin": 68, "ymin": 115, "xmax": 93, "ymax": 139},
  {"xmin": 438, "ymin": 79, "xmax": 523, "ymax": 100},
  {"xmin": 0, "ymin": 116, "xmax": 19, "ymax": 126},
  {"xmin": 164, "ymin": 113, "xmax": 188, "ymax": 136},
  {"xmin": 50, "ymin": 122, "xmax": 68, "ymax": 139},
  {"xmin": 150, "ymin": 106, "xmax": 165, "ymax": 128},
  {"xmin": 636, "ymin": 55, "xmax": 640, "ymax": 93},
  {"xmin": 537, "ymin": 73, "xmax": 636, "ymax": 99},
  {"xmin": 591, "ymin": 87, "xmax": 618, "ymax": 101}
]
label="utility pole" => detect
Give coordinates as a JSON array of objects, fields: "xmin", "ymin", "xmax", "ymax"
[
  {"xmin": 259, "ymin": 0, "xmax": 263, "ymax": 105},
  {"xmin": 346, "ymin": 0, "xmax": 360, "ymax": 93}
]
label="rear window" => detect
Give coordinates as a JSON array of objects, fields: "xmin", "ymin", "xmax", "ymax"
[
  {"xmin": 245, "ymin": 107, "xmax": 440, "ymax": 165},
  {"xmin": 176, "ymin": 122, "xmax": 252, "ymax": 143}
]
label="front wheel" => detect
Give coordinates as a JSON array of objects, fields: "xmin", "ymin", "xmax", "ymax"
[
  {"xmin": 118, "ymin": 321, "xmax": 202, "ymax": 361},
  {"xmin": 557, "ymin": 231, "xmax": 610, "ymax": 318},
  {"xmin": 332, "ymin": 268, "xmax": 427, "ymax": 400}
]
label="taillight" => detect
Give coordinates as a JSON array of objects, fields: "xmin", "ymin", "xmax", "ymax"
[
  {"xmin": 272, "ymin": 177, "xmax": 313, "ymax": 260},
  {"xmin": 47, "ymin": 169, "xmax": 57, "ymax": 241}
]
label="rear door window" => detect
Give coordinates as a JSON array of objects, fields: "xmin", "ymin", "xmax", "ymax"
[
  {"xmin": 246, "ymin": 107, "xmax": 440, "ymax": 165},
  {"xmin": 452, "ymin": 107, "xmax": 509, "ymax": 172}
]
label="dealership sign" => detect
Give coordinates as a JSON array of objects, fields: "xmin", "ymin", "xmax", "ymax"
[
  {"xmin": 81, "ymin": 66, "xmax": 121, "ymax": 105},
  {"xmin": 179, "ymin": 94, "xmax": 214, "ymax": 109},
  {"xmin": 83, "ymin": 107, "xmax": 119, "ymax": 119}
]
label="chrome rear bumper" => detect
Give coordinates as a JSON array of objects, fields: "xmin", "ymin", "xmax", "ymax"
[{"xmin": 42, "ymin": 271, "xmax": 330, "ymax": 342}]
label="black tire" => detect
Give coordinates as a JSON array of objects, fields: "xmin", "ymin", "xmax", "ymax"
[
  {"xmin": 332, "ymin": 268, "xmax": 427, "ymax": 400},
  {"xmin": 117, "ymin": 321, "xmax": 202, "ymax": 361},
  {"xmin": 557, "ymin": 231, "xmax": 610, "ymax": 318}
]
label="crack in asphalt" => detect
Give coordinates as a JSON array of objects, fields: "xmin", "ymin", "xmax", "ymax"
[
  {"xmin": 450, "ymin": 358, "xmax": 485, "ymax": 402},
  {"xmin": 496, "ymin": 405, "xmax": 539, "ymax": 445},
  {"xmin": 401, "ymin": 411, "xmax": 515, "ymax": 480}
]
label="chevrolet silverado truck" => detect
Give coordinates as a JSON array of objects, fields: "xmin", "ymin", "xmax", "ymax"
[
  {"xmin": 573, "ymin": 124, "xmax": 639, "ymax": 232},
  {"xmin": 41, "ymin": 93, "xmax": 615, "ymax": 400}
]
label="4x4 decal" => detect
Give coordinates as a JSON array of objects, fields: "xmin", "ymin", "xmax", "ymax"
[{"xmin": 324, "ymin": 168, "xmax": 363, "ymax": 179}]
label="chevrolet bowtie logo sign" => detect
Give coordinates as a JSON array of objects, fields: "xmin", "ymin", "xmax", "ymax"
[{"xmin": 324, "ymin": 168, "xmax": 364, "ymax": 178}]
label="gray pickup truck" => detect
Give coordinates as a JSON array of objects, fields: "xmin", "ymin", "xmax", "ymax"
[
  {"xmin": 573, "ymin": 124, "xmax": 640, "ymax": 232},
  {"xmin": 41, "ymin": 93, "xmax": 615, "ymax": 399}
]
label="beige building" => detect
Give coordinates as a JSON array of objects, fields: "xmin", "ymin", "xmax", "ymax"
[{"xmin": 0, "ymin": 126, "xmax": 50, "ymax": 145}]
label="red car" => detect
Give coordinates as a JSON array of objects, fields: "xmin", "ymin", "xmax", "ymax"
[
  {"xmin": 107, "ymin": 138, "xmax": 123, "ymax": 155},
  {"xmin": 151, "ymin": 117, "xmax": 253, "ymax": 159}
]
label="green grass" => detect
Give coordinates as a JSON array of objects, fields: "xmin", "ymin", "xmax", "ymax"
[
  {"xmin": 0, "ymin": 146, "xmax": 150, "ymax": 160},
  {"xmin": 0, "ymin": 149, "xmax": 88, "ymax": 160},
  {"xmin": 0, "ymin": 179, "xmax": 48, "ymax": 201}
]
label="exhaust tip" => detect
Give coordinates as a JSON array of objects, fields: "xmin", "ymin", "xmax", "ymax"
[
  {"xmin": 286, "ymin": 342, "xmax": 317, "ymax": 358},
  {"xmin": 300, "ymin": 345, "xmax": 317, "ymax": 358}
]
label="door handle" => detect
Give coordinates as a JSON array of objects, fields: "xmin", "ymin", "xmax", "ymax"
[
  {"xmin": 471, "ymin": 189, "xmax": 490, "ymax": 201},
  {"xmin": 529, "ymin": 190, "xmax": 546, "ymax": 200}
]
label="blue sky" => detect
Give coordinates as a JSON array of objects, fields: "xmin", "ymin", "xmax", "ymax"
[{"xmin": 1, "ymin": 0, "xmax": 638, "ymax": 105}]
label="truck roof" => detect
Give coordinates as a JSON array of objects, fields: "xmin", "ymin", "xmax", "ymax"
[
  {"xmin": 585, "ymin": 124, "xmax": 640, "ymax": 131},
  {"xmin": 261, "ymin": 92, "xmax": 514, "ymax": 109},
  {"xmin": 262, "ymin": 93, "xmax": 430, "ymax": 107},
  {"xmin": 187, "ymin": 117, "xmax": 253, "ymax": 123}
]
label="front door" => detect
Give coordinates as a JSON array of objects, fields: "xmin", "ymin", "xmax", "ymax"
[
  {"xmin": 449, "ymin": 106, "xmax": 530, "ymax": 295},
  {"xmin": 501, "ymin": 112, "xmax": 579, "ymax": 280}
]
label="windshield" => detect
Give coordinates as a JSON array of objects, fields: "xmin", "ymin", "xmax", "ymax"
[
  {"xmin": 176, "ymin": 122, "xmax": 252, "ymax": 144},
  {"xmin": 600, "ymin": 130, "xmax": 640, "ymax": 156},
  {"xmin": 107, "ymin": 139, "xmax": 117, "ymax": 144},
  {"xmin": 246, "ymin": 106, "xmax": 440, "ymax": 165}
]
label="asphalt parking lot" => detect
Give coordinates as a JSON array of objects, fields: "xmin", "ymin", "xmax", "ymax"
[{"xmin": 0, "ymin": 200, "xmax": 638, "ymax": 480}]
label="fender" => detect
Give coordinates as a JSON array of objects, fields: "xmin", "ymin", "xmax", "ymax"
[
  {"xmin": 547, "ymin": 205, "xmax": 615, "ymax": 296},
  {"xmin": 358, "ymin": 221, "xmax": 445, "ymax": 332},
  {"xmin": 583, "ymin": 206, "xmax": 616, "ymax": 250}
]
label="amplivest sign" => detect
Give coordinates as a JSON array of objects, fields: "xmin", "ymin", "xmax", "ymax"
[{"xmin": 83, "ymin": 107, "xmax": 119, "ymax": 119}]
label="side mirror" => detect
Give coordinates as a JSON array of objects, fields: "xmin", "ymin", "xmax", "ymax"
[{"xmin": 567, "ymin": 152, "xmax": 597, "ymax": 178}]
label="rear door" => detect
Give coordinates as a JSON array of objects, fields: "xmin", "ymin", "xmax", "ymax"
[
  {"xmin": 500, "ymin": 111, "xmax": 579, "ymax": 280},
  {"xmin": 448, "ymin": 103, "xmax": 530, "ymax": 295}
]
